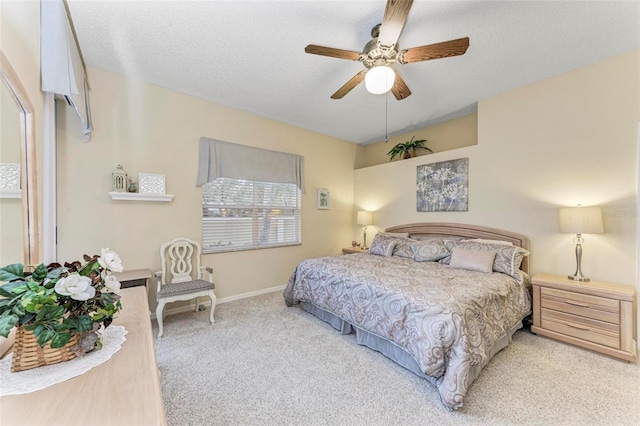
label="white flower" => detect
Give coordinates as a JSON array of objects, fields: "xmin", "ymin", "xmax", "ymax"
[
  {"xmin": 54, "ymin": 274, "xmax": 96, "ymax": 301},
  {"xmin": 103, "ymin": 273, "xmax": 122, "ymax": 294},
  {"xmin": 98, "ymin": 248, "xmax": 123, "ymax": 272}
]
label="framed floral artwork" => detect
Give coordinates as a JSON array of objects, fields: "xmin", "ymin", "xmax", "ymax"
[
  {"xmin": 417, "ymin": 158, "xmax": 468, "ymax": 212},
  {"xmin": 317, "ymin": 188, "xmax": 330, "ymax": 210}
]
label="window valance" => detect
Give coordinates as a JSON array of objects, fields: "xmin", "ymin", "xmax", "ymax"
[
  {"xmin": 196, "ymin": 138, "xmax": 305, "ymax": 192},
  {"xmin": 41, "ymin": 0, "xmax": 92, "ymax": 142}
]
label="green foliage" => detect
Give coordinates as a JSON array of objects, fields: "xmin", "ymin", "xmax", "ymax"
[
  {"xmin": 386, "ymin": 135, "xmax": 433, "ymax": 161},
  {"xmin": 0, "ymin": 254, "xmax": 123, "ymax": 349}
]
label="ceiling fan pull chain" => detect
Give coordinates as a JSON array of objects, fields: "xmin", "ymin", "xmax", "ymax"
[{"xmin": 385, "ymin": 92, "xmax": 389, "ymax": 143}]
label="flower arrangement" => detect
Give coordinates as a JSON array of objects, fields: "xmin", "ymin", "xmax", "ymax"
[{"xmin": 0, "ymin": 248, "xmax": 123, "ymax": 352}]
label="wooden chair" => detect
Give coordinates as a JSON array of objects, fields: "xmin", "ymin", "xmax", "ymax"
[{"xmin": 154, "ymin": 237, "xmax": 216, "ymax": 338}]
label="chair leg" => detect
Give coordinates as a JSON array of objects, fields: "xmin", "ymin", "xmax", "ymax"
[
  {"xmin": 156, "ymin": 301, "xmax": 166, "ymax": 338},
  {"xmin": 209, "ymin": 292, "xmax": 216, "ymax": 325},
  {"xmin": 194, "ymin": 296, "xmax": 198, "ymax": 312}
]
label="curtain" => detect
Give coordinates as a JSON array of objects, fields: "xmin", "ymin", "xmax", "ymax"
[
  {"xmin": 196, "ymin": 138, "xmax": 305, "ymax": 192},
  {"xmin": 41, "ymin": 0, "xmax": 92, "ymax": 142}
]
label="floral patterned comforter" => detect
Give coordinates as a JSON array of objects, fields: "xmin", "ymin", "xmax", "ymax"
[{"xmin": 283, "ymin": 253, "xmax": 531, "ymax": 410}]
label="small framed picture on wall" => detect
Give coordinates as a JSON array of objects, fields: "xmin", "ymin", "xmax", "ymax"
[{"xmin": 317, "ymin": 188, "xmax": 330, "ymax": 210}]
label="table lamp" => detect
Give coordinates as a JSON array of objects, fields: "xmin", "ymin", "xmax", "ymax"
[
  {"xmin": 559, "ymin": 205, "xmax": 604, "ymax": 282},
  {"xmin": 357, "ymin": 211, "xmax": 373, "ymax": 250}
]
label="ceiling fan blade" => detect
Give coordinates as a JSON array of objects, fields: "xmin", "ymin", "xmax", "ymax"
[
  {"xmin": 305, "ymin": 45, "xmax": 362, "ymax": 61},
  {"xmin": 378, "ymin": 0, "xmax": 414, "ymax": 48},
  {"xmin": 331, "ymin": 70, "xmax": 367, "ymax": 99},
  {"xmin": 399, "ymin": 37, "xmax": 470, "ymax": 64},
  {"xmin": 391, "ymin": 71, "xmax": 411, "ymax": 100}
]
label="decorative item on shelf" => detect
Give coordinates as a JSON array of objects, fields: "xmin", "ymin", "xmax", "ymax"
[
  {"xmin": 0, "ymin": 248, "xmax": 124, "ymax": 372},
  {"xmin": 138, "ymin": 173, "xmax": 166, "ymax": 194},
  {"xmin": 0, "ymin": 163, "xmax": 20, "ymax": 190},
  {"xmin": 559, "ymin": 205, "xmax": 604, "ymax": 282},
  {"xmin": 111, "ymin": 164, "xmax": 127, "ymax": 192},
  {"xmin": 127, "ymin": 177, "xmax": 138, "ymax": 193},
  {"xmin": 357, "ymin": 210, "xmax": 373, "ymax": 250},
  {"xmin": 387, "ymin": 136, "xmax": 432, "ymax": 161},
  {"xmin": 0, "ymin": 162, "xmax": 21, "ymax": 198},
  {"xmin": 317, "ymin": 188, "xmax": 330, "ymax": 210}
]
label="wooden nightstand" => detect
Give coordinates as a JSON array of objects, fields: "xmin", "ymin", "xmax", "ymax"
[
  {"xmin": 531, "ymin": 273, "xmax": 637, "ymax": 362},
  {"xmin": 342, "ymin": 247, "xmax": 366, "ymax": 254}
]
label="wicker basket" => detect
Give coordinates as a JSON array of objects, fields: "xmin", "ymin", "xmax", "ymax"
[{"xmin": 11, "ymin": 327, "xmax": 78, "ymax": 372}]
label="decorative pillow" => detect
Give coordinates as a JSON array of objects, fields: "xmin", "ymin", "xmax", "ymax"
[
  {"xmin": 449, "ymin": 247, "xmax": 496, "ymax": 273},
  {"xmin": 441, "ymin": 240, "xmax": 529, "ymax": 282},
  {"xmin": 368, "ymin": 234, "xmax": 398, "ymax": 257},
  {"xmin": 372, "ymin": 233, "xmax": 414, "ymax": 258},
  {"xmin": 409, "ymin": 239, "xmax": 450, "ymax": 262}
]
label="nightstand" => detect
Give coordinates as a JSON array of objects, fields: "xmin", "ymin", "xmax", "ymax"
[
  {"xmin": 531, "ymin": 273, "xmax": 637, "ymax": 362},
  {"xmin": 342, "ymin": 247, "xmax": 366, "ymax": 254}
]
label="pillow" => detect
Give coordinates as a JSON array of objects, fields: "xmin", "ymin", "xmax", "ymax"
[
  {"xmin": 409, "ymin": 239, "xmax": 450, "ymax": 262},
  {"xmin": 441, "ymin": 240, "xmax": 529, "ymax": 282},
  {"xmin": 449, "ymin": 247, "xmax": 496, "ymax": 273},
  {"xmin": 374, "ymin": 233, "xmax": 414, "ymax": 258},
  {"xmin": 368, "ymin": 234, "xmax": 397, "ymax": 257}
]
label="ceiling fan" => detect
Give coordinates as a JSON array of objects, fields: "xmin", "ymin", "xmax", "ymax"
[{"xmin": 305, "ymin": 0, "xmax": 470, "ymax": 100}]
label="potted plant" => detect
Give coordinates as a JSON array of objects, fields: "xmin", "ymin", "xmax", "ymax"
[
  {"xmin": 0, "ymin": 248, "xmax": 124, "ymax": 371},
  {"xmin": 386, "ymin": 136, "xmax": 433, "ymax": 161}
]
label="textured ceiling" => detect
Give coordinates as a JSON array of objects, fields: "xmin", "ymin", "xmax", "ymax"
[{"xmin": 66, "ymin": 0, "xmax": 640, "ymax": 145}]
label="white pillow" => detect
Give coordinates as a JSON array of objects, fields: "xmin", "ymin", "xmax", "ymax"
[{"xmin": 449, "ymin": 247, "xmax": 496, "ymax": 273}]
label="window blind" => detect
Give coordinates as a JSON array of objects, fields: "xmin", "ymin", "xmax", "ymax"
[{"xmin": 202, "ymin": 178, "xmax": 301, "ymax": 253}]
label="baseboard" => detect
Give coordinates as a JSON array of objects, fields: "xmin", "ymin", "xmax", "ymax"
[{"xmin": 150, "ymin": 284, "xmax": 286, "ymax": 320}]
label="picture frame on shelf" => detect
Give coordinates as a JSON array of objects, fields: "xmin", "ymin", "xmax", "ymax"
[
  {"xmin": 138, "ymin": 173, "xmax": 166, "ymax": 194},
  {"xmin": 317, "ymin": 188, "xmax": 330, "ymax": 210}
]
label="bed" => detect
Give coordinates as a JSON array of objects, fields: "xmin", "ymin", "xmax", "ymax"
[{"xmin": 283, "ymin": 222, "xmax": 531, "ymax": 410}]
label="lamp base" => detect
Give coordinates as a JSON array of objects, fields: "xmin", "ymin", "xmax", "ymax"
[{"xmin": 568, "ymin": 275, "xmax": 590, "ymax": 282}]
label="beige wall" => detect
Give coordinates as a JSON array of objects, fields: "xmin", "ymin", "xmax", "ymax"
[
  {"xmin": 56, "ymin": 67, "xmax": 357, "ymax": 310},
  {"xmin": 355, "ymin": 50, "xmax": 639, "ymax": 336},
  {"xmin": 356, "ymin": 113, "xmax": 478, "ymax": 168},
  {"xmin": 0, "ymin": 0, "xmax": 43, "ymax": 265}
]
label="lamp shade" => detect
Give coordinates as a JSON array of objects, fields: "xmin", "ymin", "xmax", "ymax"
[
  {"xmin": 559, "ymin": 206, "xmax": 604, "ymax": 234},
  {"xmin": 357, "ymin": 210, "xmax": 373, "ymax": 226},
  {"xmin": 364, "ymin": 66, "xmax": 395, "ymax": 94}
]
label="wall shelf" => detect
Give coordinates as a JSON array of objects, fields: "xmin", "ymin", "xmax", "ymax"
[
  {"xmin": 0, "ymin": 189, "xmax": 22, "ymax": 199},
  {"xmin": 109, "ymin": 192, "xmax": 174, "ymax": 202}
]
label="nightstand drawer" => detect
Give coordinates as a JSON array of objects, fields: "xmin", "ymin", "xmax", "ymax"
[
  {"xmin": 541, "ymin": 308, "xmax": 619, "ymax": 348},
  {"xmin": 541, "ymin": 287, "xmax": 619, "ymax": 324}
]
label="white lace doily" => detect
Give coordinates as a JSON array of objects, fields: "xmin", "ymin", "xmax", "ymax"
[{"xmin": 0, "ymin": 325, "xmax": 127, "ymax": 396}]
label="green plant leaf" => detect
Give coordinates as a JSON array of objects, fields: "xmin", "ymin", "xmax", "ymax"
[
  {"xmin": 35, "ymin": 328, "xmax": 56, "ymax": 347},
  {"xmin": 76, "ymin": 315, "xmax": 94, "ymax": 332},
  {"xmin": 0, "ymin": 264, "xmax": 25, "ymax": 281},
  {"xmin": 0, "ymin": 313, "xmax": 18, "ymax": 337},
  {"xmin": 50, "ymin": 331, "xmax": 71, "ymax": 348},
  {"xmin": 32, "ymin": 264, "xmax": 47, "ymax": 282},
  {"xmin": 35, "ymin": 305, "xmax": 65, "ymax": 321},
  {"xmin": 46, "ymin": 267, "xmax": 64, "ymax": 280},
  {"xmin": 79, "ymin": 260, "xmax": 100, "ymax": 277},
  {"xmin": 0, "ymin": 281, "xmax": 28, "ymax": 297}
]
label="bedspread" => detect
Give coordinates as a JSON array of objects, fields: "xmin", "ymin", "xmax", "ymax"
[{"xmin": 283, "ymin": 253, "xmax": 531, "ymax": 410}]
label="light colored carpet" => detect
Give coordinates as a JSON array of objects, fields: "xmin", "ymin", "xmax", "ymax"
[{"xmin": 154, "ymin": 290, "xmax": 640, "ymax": 426}]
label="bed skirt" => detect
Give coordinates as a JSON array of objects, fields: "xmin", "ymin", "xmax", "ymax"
[{"xmin": 300, "ymin": 301, "xmax": 523, "ymax": 394}]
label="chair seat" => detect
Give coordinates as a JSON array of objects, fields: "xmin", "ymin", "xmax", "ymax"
[{"xmin": 157, "ymin": 279, "xmax": 215, "ymax": 300}]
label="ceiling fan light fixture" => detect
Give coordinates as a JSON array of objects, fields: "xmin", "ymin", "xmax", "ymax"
[{"xmin": 365, "ymin": 66, "xmax": 395, "ymax": 94}]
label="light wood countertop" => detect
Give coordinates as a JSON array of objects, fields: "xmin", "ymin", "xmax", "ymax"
[{"xmin": 0, "ymin": 286, "xmax": 167, "ymax": 425}]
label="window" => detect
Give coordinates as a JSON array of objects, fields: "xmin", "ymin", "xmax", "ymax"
[{"xmin": 202, "ymin": 177, "xmax": 301, "ymax": 253}]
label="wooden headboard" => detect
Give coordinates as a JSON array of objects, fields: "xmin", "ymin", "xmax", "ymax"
[{"xmin": 385, "ymin": 222, "xmax": 530, "ymax": 274}]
